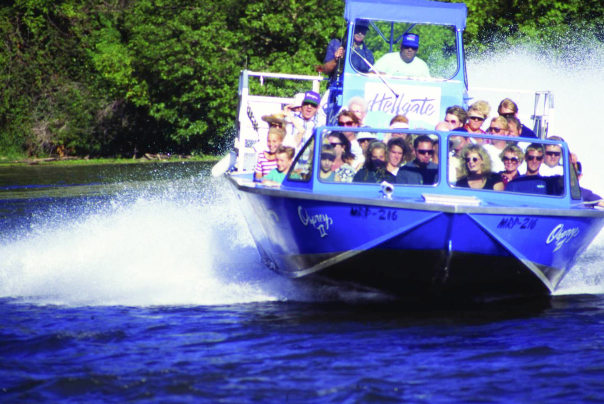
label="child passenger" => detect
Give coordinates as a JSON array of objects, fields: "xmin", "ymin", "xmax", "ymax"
[
  {"xmin": 262, "ymin": 146, "xmax": 295, "ymax": 187},
  {"xmin": 254, "ymin": 127, "xmax": 286, "ymax": 181},
  {"xmin": 319, "ymin": 145, "xmax": 337, "ymax": 182}
]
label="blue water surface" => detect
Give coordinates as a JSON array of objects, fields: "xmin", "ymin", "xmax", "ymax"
[{"xmin": 2, "ymin": 296, "xmax": 604, "ymax": 403}]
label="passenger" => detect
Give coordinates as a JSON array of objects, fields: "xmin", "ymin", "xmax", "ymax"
[
  {"xmin": 542, "ymin": 136, "xmax": 602, "ymax": 204},
  {"xmin": 506, "ymin": 116, "xmax": 522, "ymax": 138},
  {"xmin": 353, "ymin": 141, "xmax": 390, "ymax": 183},
  {"xmin": 397, "ymin": 135, "xmax": 438, "ymax": 185},
  {"xmin": 498, "ymin": 98, "xmax": 537, "ymax": 139},
  {"xmin": 261, "ymin": 113, "xmax": 288, "ymax": 130},
  {"xmin": 337, "ymin": 110, "xmax": 365, "ymax": 169},
  {"xmin": 254, "ymin": 127, "xmax": 286, "ymax": 181},
  {"xmin": 328, "ymin": 132, "xmax": 357, "ymax": 182},
  {"xmin": 523, "ymin": 143, "xmax": 544, "ymax": 176},
  {"xmin": 455, "ymin": 144, "xmax": 503, "ymax": 190},
  {"xmin": 348, "ymin": 97, "xmax": 370, "ymax": 127},
  {"xmin": 262, "ymin": 146, "xmax": 295, "ymax": 187},
  {"xmin": 319, "ymin": 145, "xmax": 337, "ymax": 182},
  {"xmin": 327, "ymin": 132, "xmax": 355, "ymax": 171},
  {"xmin": 323, "ymin": 19, "xmax": 374, "ymax": 75},
  {"xmin": 283, "ymin": 91, "xmax": 323, "ymax": 152},
  {"xmin": 464, "ymin": 100, "xmax": 491, "ymax": 143},
  {"xmin": 482, "ymin": 116, "xmax": 510, "ymax": 173},
  {"xmin": 382, "ymin": 115, "xmax": 410, "ymax": 144},
  {"xmin": 498, "ymin": 145, "xmax": 524, "ymax": 188},
  {"xmin": 541, "ymin": 141, "xmax": 564, "ymax": 176},
  {"xmin": 357, "ymin": 132, "xmax": 377, "ymax": 155},
  {"xmin": 444, "ymin": 105, "xmax": 467, "ymax": 130},
  {"xmin": 506, "ymin": 143, "xmax": 563, "ymax": 195},
  {"xmin": 385, "ymin": 137, "xmax": 409, "ymax": 178},
  {"xmin": 373, "ymin": 33, "xmax": 430, "ymax": 78}
]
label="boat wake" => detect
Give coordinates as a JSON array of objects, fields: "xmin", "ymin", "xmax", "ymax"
[{"xmin": 0, "ymin": 175, "xmax": 389, "ymax": 306}]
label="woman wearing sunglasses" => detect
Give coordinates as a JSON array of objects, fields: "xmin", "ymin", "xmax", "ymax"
[
  {"xmin": 497, "ymin": 145, "xmax": 524, "ymax": 189},
  {"xmin": 455, "ymin": 144, "xmax": 504, "ymax": 190},
  {"xmin": 326, "ymin": 132, "xmax": 357, "ymax": 182},
  {"xmin": 463, "ymin": 100, "xmax": 491, "ymax": 145}
]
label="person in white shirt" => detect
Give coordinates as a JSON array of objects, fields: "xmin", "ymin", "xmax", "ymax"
[
  {"xmin": 373, "ymin": 33, "xmax": 430, "ymax": 78},
  {"xmin": 482, "ymin": 116, "xmax": 510, "ymax": 173}
]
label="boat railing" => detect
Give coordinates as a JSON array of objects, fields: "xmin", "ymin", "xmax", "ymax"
[
  {"xmin": 236, "ymin": 70, "xmax": 326, "ymax": 172},
  {"xmin": 468, "ymin": 86, "xmax": 554, "ymax": 138}
]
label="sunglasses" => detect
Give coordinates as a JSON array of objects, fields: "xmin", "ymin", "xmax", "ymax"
[
  {"xmin": 358, "ymin": 139, "xmax": 371, "ymax": 143},
  {"xmin": 469, "ymin": 116, "xmax": 485, "ymax": 121},
  {"xmin": 330, "ymin": 142, "xmax": 342, "ymax": 147},
  {"xmin": 500, "ymin": 113, "xmax": 515, "ymax": 119},
  {"xmin": 526, "ymin": 155, "xmax": 544, "ymax": 161},
  {"xmin": 338, "ymin": 121, "xmax": 354, "ymax": 127},
  {"xmin": 402, "ymin": 46, "xmax": 418, "ymax": 50},
  {"xmin": 488, "ymin": 127, "xmax": 503, "ymax": 133},
  {"xmin": 465, "ymin": 157, "xmax": 481, "ymax": 163},
  {"xmin": 417, "ymin": 149, "xmax": 434, "ymax": 155},
  {"xmin": 502, "ymin": 157, "xmax": 519, "ymax": 163},
  {"xmin": 545, "ymin": 151, "xmax": 561, "ymax": 157}
]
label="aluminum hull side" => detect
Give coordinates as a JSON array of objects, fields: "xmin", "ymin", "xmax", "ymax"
[{"xmin": 229, "ymin": 177, "xmax": 604, "ymax": 299}]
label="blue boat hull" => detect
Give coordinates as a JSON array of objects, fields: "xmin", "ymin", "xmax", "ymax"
[{"xmin": 230, "ymin": 177, "xmax": 604, "ymax": 301}]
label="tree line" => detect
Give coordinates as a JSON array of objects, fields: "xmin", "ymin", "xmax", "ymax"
[{"xmin": 1, "ymin": 0, "xmax": 603, "ymax": 158}]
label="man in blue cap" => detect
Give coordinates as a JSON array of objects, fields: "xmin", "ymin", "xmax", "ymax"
[
  {"xmin": 373, "ymin": 33, "xmax": 430, "ymax": 78},
  {"xmin": 283, "ymin": 91, "xmax": 324, "ymax": 152}
]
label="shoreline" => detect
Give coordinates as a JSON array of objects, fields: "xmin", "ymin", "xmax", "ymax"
[{"xmin": 0, "ymin": 154, "xmax": 221, "ymax": 167}]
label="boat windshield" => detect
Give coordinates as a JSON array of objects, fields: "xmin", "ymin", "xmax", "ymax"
[{"xmin": 351, "ymin": 19, "xmax": 458, "ymax": 80}]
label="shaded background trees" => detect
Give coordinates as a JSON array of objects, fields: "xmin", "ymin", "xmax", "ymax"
[{"xmin": 1, "ymin": 0, "xmax": 603, "ymax": 158}]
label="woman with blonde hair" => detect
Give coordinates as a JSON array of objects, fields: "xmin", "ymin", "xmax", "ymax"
[
  {"xmin": 455, "ymin": 144, "xmax": 503, "ymax": 190},
  {"xmin": 464, "ymin": 100, "xmax": 491, "ymax": 143},
  {"xmin": 498, "ymin": 144, "xmax": 524, "ymax": 188}
]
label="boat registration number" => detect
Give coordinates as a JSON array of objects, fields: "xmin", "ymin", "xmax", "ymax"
[
  {"xmin": 350, "ymin": 207, "xmax": 398, "ymax": 221},
  {"xmin": 497, "ymin": 217, "xmax": 538, "ymax": 230}
]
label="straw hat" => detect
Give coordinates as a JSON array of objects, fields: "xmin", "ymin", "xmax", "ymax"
[{"xmin": 261, "ymin": 113, "xmax": 287, "ymax": 126}]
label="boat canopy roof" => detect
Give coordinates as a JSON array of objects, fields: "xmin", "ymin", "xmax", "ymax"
[{"xmin": 344, "ymin": 0, "xmax": 467, "ymax": 30}]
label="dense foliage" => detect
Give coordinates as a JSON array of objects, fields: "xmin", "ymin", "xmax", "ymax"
[{"xmin": 1, "ymin": 0, "xmax": 603, "ymax": 157}]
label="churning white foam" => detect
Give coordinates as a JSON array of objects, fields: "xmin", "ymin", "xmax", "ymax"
[{"xmin": 0, "ymin": 176, "xmax": 302, "ymax": 306}]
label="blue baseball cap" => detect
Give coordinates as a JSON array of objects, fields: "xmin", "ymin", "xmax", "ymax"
[
  {"xmin": 401, "ymin": 33, "xmax": 420, "ymax": 48},
  {"xmin": 303, "ymin": 91, "xmax": 321, "ymax": 106}
]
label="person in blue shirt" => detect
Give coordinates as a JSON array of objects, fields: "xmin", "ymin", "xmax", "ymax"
[
  {"xmin": 262, "ymin": 146, "xmax": 296, "ymax": 187},
  {"xmin": 498, "ymin": 98, "xmax": 537, "ymax": 139},
  {"xmin": 323, "ymin": 19, "xmax": 374, "ymax": 75}
]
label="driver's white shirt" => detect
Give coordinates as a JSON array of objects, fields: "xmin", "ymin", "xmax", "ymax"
[{"xmin": 373, "ymin": 53, "xmax": 430, "ymax": 78}]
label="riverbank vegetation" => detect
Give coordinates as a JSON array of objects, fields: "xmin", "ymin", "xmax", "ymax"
[{"xmin": 2, "ymin": 0, "xmax": 603, "ymax": 159}]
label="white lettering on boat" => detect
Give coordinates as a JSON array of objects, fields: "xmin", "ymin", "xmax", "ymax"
[
  {"xmin": 298, "ymin": 206, "xmax": 333, "ymax": 238},
  {"xmin": 546, "ymin": 224, "xmax": 580, "ymax": 252},
  {"xmin": 364, "ymin": 83, "xmax": 441, "ymax": 127}
]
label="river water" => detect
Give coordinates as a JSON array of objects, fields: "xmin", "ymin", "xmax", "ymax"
[{"xmin": 2, "ymin": 47, "xmax": 604, "ymax": 402}]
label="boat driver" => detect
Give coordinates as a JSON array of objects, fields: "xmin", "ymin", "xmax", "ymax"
[
  {"xmin": 323, "ymin": 19, "xmax": 374, "ymax": 75},
  {"xmin": 373, "ymin": 33, "xmax": 430, "ymax": 78}
]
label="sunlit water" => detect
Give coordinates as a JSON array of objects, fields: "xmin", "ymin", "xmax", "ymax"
[{"xmin": 1, "ymin": 45, "xmax": 604, "ymax": 403}]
